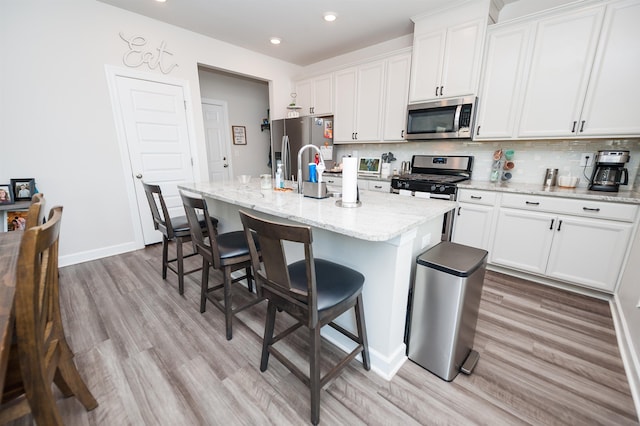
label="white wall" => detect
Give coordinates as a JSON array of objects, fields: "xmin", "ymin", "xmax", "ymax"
[
  {"xmin": 616, "ymin": 227, "xmax": 640, "ymax": 413},
  {"xmin": 0, "ymin": 0, "xmax": 300, "ymax": 265},
  {"xmin": 198, "ymin": 68, "xmax": 271, "ymax": 178}
]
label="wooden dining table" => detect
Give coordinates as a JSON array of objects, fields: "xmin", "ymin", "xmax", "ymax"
[{"xmin": 0, "ymin": 231, "xmax": 23, "ymax": 393}]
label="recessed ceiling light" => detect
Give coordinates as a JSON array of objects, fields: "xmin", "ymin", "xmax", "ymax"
[
  {"xmin": 324, "ymin": 12, "xmax": 337, "ymax": 22},
  {"xmin": 270, "ymin": 37, "xmax": 281, "ymax": 45},
  {"xmin": 155, "ymin": 0, "xmax": 166, "ymax": 3}
]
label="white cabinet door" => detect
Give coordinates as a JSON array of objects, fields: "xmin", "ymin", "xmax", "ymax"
[
  {"xmin": 334, "ymin": 68, "xmax": 358, "ymax": 143},
  {"xmin": 409, "ymin": 19, "xmax": 485, "ymax": 103},
  {"xmin": 294, "ymin": 79, "xmax": 312, "ymax": 116},
  {"xmin": 312, "ymin": 74, "xmax": 333, "ymax": 116},
  {"xmin": 409, "ymin": 30, "xmax": 445, "ymax": 102},
  {"xmin": 452, "ymin": 203, "xmax": 495, "ymax": 251},
  {"xmin": 475, "ymin": 23, "xmax": 532, "ymax": 140},
  {"xmin": 517, "ymin": 6, "xmax": 605, "ymax": 138},
  {"xmin": 546, "ymin": 215, "xmax": 632, "ymax": 291},
  {"xmin": 294, "ymin": 74, "xmax": 333, "ymax": 116},
  {"xmin": 355, "ymin": 61, "xmax": 385, "ymax": 141},
  {"xmin": 440, "ymin": 19, "xmax": 485, "ymax": 99},
  {"xmin": 579, "ymin": 0, "xmax": 640, "ymax": 137},
  {"xmin": 490, "ymin": 208, "xmax": 556, "ymax": 274},
  {"xmin": 383, "ymin": 52, "xmax": 411, "ymax": 141}
]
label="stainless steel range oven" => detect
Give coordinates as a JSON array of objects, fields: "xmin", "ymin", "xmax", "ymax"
[{"xmin": 391, "ymin": 155, "xmax": 473, "ymax": 241}]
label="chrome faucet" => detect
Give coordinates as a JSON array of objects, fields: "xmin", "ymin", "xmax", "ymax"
[{"xmin": 297, "ymin": 144, "xmax": 326, "ymax": 193}]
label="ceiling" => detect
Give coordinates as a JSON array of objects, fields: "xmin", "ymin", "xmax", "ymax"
[{"xmin": 97, "ymin": 0, "xmax": 517, "ymax": 66}]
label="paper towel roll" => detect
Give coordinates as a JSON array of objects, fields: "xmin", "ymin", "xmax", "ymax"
[{"xmin": 342, "ymin": 157, "xmax": 358, "ymax": 204}]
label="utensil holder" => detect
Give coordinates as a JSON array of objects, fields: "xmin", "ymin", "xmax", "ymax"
[{"xmin": 303, "ymin": 182, "xmax": 329, "ymax": 199}]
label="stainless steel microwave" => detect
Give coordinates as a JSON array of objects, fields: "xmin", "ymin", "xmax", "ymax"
[{"xmin": 405, "ymin": 96, "xmax": 477, "ymax": 140}]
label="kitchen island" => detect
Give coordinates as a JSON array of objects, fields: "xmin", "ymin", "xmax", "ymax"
[{"xmin": 179, "ymin": 180, "xmax": 456, "ymax": 379}]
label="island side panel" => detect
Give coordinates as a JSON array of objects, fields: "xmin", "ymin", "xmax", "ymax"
[{"xmin": 203, "ymin": 195, "xmax": 445, "ymax": 380}]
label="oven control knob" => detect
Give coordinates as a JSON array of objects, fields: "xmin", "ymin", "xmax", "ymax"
[
  {"xmin": 431, "ymin": 185, "xmax": 436, "ymax": 191},
  {"xmin": 439, "ymin": 186, "xmax": 445, "ymax": 192}
]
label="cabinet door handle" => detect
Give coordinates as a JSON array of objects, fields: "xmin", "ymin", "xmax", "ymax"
[
  {"xmin": 435, "ymin": 87, "xmax": 439, "ymax": 96},
  {"xmin": 440, "ymin": 86, "xmax": 444, "ymax": 96},
  {"xmin": 457, "ymin": 206, "xmax": 462, "ymax": 216},
  {"xmin": 571, "ymin": 121, "xmax": 577, "ymax": 133},
  {"xmin": 549, "ymin": 219, "xmax": 555, "ymax": 230},
  {"xmin": 583, "ymin": 207, "xmax": 600, "ymax": 212},
  {"xmin": 525, "ymin": 201, "xmax": 540, "ymax": 206},
  {"xmin": 401, "ymin": 130, "xmax": 404, "ymax": 138},
  {"xmin": 580, "ymin": 120, "xmax": 585, "ymax": 132},
  {"xmin": 373, "ymin": 185, "xmax": 382, "ymax": 189},
  {"xmin": 557, "ymin": 219, "xmax": 563, "ymax": 231},
  {"xmin": 470, "ymin": 195, "xmax": 482, "ymax": 200},
  {"xmin": 355, "ymin": 132, "xmax": 358, "ymax": 140},
  {"xmin": 477, "ymin": 125, "xmax": 481, "ymax": 136},
  {"xmin": 352, "ymin": 132, "xmax": 355, "ymax": 140}
]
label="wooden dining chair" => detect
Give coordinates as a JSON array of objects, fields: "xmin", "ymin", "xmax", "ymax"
[
  {"xmin": 239, "ymin": 210, "xmax": 370, "ymax": 425},
  {"xmin": 0, "ymin": 206, "xmax": 98, "ymax": 425},
  {"xmin": 142, "ymin": 182, "xmax": 218, "ymax": 294},
  {"xmin": 25, "ymin": 193, "xmax": 45, "ymax": 229},
  {"xmin": 181, "ymin": 192, "xmax": 262, "ymax": 340}
]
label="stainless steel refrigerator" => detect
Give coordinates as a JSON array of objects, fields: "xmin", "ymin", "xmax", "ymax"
[{"xmin": 270, "ymin": 115, "xmax": 334, "ymax": 182}]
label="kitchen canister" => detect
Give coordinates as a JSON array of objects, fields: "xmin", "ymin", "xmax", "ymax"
[{"xmin": 543, "ymin": 168, "xmax": 558, "ymax": 188}]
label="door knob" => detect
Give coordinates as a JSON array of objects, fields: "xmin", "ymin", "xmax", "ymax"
[{"xmin": 135, "ymin": 174, "xmax": 143, "ymax": 179}]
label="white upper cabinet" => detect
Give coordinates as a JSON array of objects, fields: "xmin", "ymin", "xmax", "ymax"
[
  {"xmin": 474, "ymin": 23, "xmax": 533, "ymax": 139},
  {"xmin": 334, "ymin": 61, "xmax": 385, "ymax": 143},
  {"xmin": 382, "ymin": 52, "xmax": 411, "ymax": 141},
  {"xmin": 409, "ymin": 2, "xmax": 489, "ymax": 103},
  {"xmin": 579, "ymin": 0, "xmax": 640, "ymax": 137},
  {"xmin": 476, "ymin": 0, "xmax": 640, "ymax": 140},
  {"xmin": 294, "ymin": 73, "xmax": 333, "ymax": 116},
  {"xmin": 517, "ymin": 5, "xmax": 605, "ymax": 138}
]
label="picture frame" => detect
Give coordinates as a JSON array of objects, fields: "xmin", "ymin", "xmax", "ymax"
[
  {"xmin": 358, "ymin": 157, "xmax": 382, "ymax": 175},
  {"xmin": 7, "ymin": 210, "xmax": 28, "ymax": 231},
  {"xmin": 0, "ymin": 184, "xmax": 14, "ymax": 205},
  {"xmin": 232, "ymin": 125, "xmax": 247, "ymax": 145},
  {"xmin": 10, "ymin": 178, "xmax": 36, "ymax": 201}
]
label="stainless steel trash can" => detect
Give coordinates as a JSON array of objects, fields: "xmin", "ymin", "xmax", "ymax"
[{"xmin": 406, "ymin": 241, "xmax": 488, "ymax": 381}]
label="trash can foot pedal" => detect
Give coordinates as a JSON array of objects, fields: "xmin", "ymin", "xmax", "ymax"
[{"xmin": 460, "ymin": 350, "xmax": 479, "ymax": 375}]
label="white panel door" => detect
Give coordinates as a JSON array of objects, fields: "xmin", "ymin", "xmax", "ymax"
[
  {"xmin": 546, "ymin": 215, "xmax": 632, "ymax": 291},
  {"xmin": 475, "ymin": 23, "xmax": 532, "ymax": 139},
  {"xmin": 202, "ymin": 101, "xmax": 231, "ymax": 181},
  {"xmin": 355, "ymin": 60, "xmax": 385, "ymax": 141},
  {"xmin": 383, "ymin": 52, "xmax": 411, "ymax": 141},
  {"xmin": 440, "ymin": 18, "xmax": 484, "ymax": 99},
  {"xmin": 517, "ymin": 6, "xmax": 604, "ymax": 138},
  {"xmin": 580, "ymin": 0, "xmax": 640, "ymax": 137},
  {"xmin": 409, "ymin": 30, "xmax": 445, "ymax": 102},
  {"xmin": 333, "ymin": 68, "xmax": 358, "ymax": 142},
  {"xmin": 490, "ymin": 208, "xmax": 556, "ymax": 274},
  {"xmin": 115, "ymin": 76, "xmax": 195, "ymax": 244}
]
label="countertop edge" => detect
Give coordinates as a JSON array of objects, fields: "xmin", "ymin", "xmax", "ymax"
[{"xmin": 458, "ymin": 181, "xmax": 640, "ymax": 204}]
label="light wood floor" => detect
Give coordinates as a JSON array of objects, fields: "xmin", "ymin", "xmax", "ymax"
[{"xmin": 7, "ymin": 243, "xmax": 638, "ymax": 425}]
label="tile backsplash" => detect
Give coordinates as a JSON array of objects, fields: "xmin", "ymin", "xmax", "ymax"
[{"xmin": 334, "ymin": 139, "xmax": 640, "ymax": 191}]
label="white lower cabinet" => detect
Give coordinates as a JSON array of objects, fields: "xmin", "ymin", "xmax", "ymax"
[
  {"xmin": 364, "ymin": 180, "xmax": 391, "ymax": 193},
  {"xmin": 490, "ymin": 194, "xmax": 636, "ymax": 292},
  {"xmin": 452, "ymin": 189, "xmax": 496, "ymax": 250}
]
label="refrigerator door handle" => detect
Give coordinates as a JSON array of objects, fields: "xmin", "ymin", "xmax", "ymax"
[{"xmin": 281, "ymin": 135, "xmax": 290, "ymax": 180}]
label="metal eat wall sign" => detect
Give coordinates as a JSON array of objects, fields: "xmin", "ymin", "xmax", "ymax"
[{"xmin": 119, "ymin": 32, "xmax": 178, "ymax": 74}]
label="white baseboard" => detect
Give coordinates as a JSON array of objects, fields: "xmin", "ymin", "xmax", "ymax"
[
  {"xmin": 610, "ymin": 295, "xmax": 640, "ymax": 422},
  {"xmin": 59, "ymin": 241, "xmax": 142, "ymax": 267}
]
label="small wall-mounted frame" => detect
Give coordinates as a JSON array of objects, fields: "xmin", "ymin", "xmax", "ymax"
[
  {"xmin": 10, "ymin": 178, "xmax": 35, "ymax": 201},
  {"xmin": 232, "ymin": 125, "xmax": 247, "ymax": 145},
  {"xmin": 0, "ymin": 184, "xmax": 14, "ymax": 205}
]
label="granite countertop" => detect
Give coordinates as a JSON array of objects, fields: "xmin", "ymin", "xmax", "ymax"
[
  {"xmin": 458, "ymin": 181, "xmax": 640, "ymax": 204},
  {"xmin": 179, "ymin": 180, "xmax": 456, "ymax": 242}
]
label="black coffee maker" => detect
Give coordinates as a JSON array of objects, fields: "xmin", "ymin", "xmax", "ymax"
[{"xmin": 588, "ymin": 150, "xmax": 630, "ymax": 192}]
